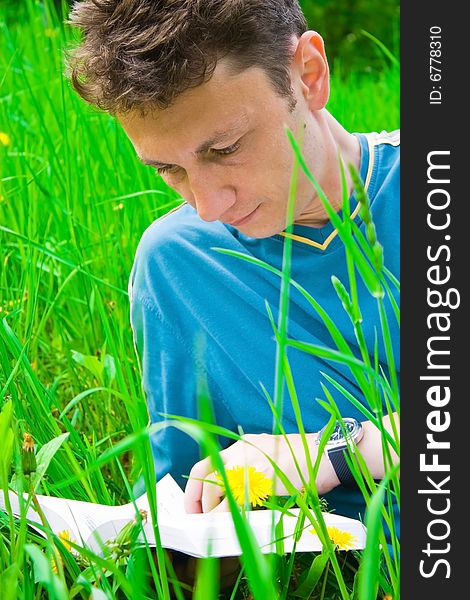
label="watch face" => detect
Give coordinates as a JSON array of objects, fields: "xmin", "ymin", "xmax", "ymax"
[
  {"xmin": 320, "ymin": 418, "xmax": 363, "ymax": 449},
  {"xmin": 330, "ymin": 423, "xmax": 347, "ymax": 442}
]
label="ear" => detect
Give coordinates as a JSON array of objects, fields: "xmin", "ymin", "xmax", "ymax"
[{"xmin": 293, "ymin": 31, "xmax": 330, "ymax": 111}]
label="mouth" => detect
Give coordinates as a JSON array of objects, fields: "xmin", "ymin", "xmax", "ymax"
[{"xmin": 227, "ymin": 205, "xmax": 260, "ymax": 227}]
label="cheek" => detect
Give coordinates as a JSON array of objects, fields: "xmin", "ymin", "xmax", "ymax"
[
  {"xmin": 265, "ymin": 142, "xmax": 296, "ymax": 191},
  {"xmin": 246, "ymin": 144, "xmax": 291, "ymax": 193}
]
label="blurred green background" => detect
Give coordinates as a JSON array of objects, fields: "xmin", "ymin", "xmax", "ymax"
[{"xmin": 300, "ymin": 0, "xmax": 400, "ymax": 72}]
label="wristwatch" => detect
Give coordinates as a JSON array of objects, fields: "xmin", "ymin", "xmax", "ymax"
[{"xmin": 316, "ymin": 418, "xmax": 364, "ymax": 486}]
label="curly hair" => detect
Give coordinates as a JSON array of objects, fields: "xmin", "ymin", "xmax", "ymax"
[{"xmin": 66, "ymin": 0, "xmax": 308, "ymax": 115}]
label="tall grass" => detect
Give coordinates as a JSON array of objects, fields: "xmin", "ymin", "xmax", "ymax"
[{"xmin": 1, "ymin": 1, "xmax": 399, "ymax": 598}]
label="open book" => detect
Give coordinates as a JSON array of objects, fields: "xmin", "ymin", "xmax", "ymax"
[{"xmin": 1, "ymin": 474, "xmax": 366, "ymax": 558}]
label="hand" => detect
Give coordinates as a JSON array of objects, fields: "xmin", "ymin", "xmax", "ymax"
[{"xmin": 184, "ymin": 433, "xmax": 340, "ymax": 514}]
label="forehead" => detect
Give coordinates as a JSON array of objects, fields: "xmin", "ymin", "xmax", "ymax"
[{"xmin": 118, "ymin": 62, "xmax": 287, "ymax": 160}]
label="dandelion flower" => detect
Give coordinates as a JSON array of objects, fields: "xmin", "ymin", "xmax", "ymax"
[
  {"xmin": 57, "ymin": 530, "xmax": 74, "ymax": 553},
  {"xmin": 327, "ymin": 526, "xmax": 357, "ymax": 550},
  {"xmin": 310, "ymin": 525, "xmax": 357, "ymax": 551},
  {"xmin": 218, "ymin": 466, "xmax": 272, "ymax": 507},
  {"xmin": 50, "ymin": 554, "xmax": 62, "ymax": 574},
  {"xmin": 50, "ymin": 531, "xmax": 74, "ymax": 574},
  {"xmin": 0, "ymin": 132, "xmax": 10, "ymax": 146}
]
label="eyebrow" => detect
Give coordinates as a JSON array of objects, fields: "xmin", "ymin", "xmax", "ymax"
[{"xmin": 139, "ymin": 116, "xmax": 249, "ymax": 169}]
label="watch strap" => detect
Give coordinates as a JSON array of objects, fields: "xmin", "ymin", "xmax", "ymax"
[{"xmin": 327, "ymin": 446, "xmax": 356, "ymax": 486}]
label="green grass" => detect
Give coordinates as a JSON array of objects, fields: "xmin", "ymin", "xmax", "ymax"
[{"xmin": 0, "ymin": 1, "xmax": 400, "ymax": 598}]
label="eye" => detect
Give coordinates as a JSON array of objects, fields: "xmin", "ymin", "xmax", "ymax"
[
  {"xmin": 212, "ymin": 141, "xmax": 241, "ymax": 156},
  {"xmin": 155, "ymin": 164, "xmax": 181, "ymax": 176},
  {"xmin": 153, "ymin": 140, "xmax": 241, "ymax": 176}
]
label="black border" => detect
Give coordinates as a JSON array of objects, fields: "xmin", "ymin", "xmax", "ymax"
[{"xmin": 401, "ymin": 4, "xmax": 467, "ymax": 596}]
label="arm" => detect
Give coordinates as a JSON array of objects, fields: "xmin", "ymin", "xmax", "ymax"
[
  {"xmin": 357, "ymin": 412, "xmax": 400, "ymax": 480},
  {"xmin": 184, "ymin": 412, "xmax": 400, "ymax": 513}
]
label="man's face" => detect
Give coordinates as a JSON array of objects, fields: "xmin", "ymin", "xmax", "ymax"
[{"xmin": 119, "ymin": 60, "xmax": 325, "ymax": 238}]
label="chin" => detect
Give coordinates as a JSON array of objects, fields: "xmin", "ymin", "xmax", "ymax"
[
  {"xmin": 237, "ymin": 220, "xmax": 285, "ymax": 239},
  {"xmin": 230, "ymin": 204, "xmax": 287, "ymax": 239}
]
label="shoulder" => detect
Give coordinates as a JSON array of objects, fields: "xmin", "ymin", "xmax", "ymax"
[
  {"xmin": 133, "ymin": 202, "xmax": 235, "ymax": 260},
  {"xmin": 129, "ymin": 203, "xmax": 193, "ymax": 289},
  {"xmin": 358, "ymin": 129, "xmax": 400, "ymax": 203},
  {"xmin": 372, "ymin": 129, "xmax": 400, "ymax": 147},
  {"xmin": 128, "ymin": 202, "xmax": 234, "ymax": 298},
  {"xmin": 368, "ymin": 129, "xmax": 400, "ymax": 170},
  {"xmin": 135, "ymin": 202, "xmax": 195, "ymax": 252},
  {"xmin": 361, "ymin": 130, "xmax": 400, "ymax": 272}
]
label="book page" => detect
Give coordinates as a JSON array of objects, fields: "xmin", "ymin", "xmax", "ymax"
[
  {"xmin": 2, "ymin": 475, "xmax": 367, "ymax": 558},
  {"xmin": 0, "ymin": 488, "xmax": 134, "ymax": 548},
  {"xmin": 1, "ymin": 489, "xmax": 78, "ymax": 541},
  {"xmin": 140, "ymin": 505, "xmax": 367, "ymax": 558},
  {"xmin": 133, "ymin": 472, "xmax": 186, "ymax": 520},
  {"xmin": 86, "ymin": 473, "xmax": 186, "ymax": 553},
  {"xmin": 0, "ymin": 474, "xmax": 185, "ymax": 554}
]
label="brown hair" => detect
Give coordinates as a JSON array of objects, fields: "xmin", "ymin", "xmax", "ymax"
[{"xmin": 66, "ymin": 0, "xmax": 308, "ymax": 115}]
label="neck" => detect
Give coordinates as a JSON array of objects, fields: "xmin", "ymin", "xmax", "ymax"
[{"xmin": 294, "ymin": 110, "xmax": 361, "ymax": 228}]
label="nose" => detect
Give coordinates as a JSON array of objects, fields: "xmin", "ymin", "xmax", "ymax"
[{"xmin": 185, "ymin": 169, "xmax": 236, "ymax": 222}]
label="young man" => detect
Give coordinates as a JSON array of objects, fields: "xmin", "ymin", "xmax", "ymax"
[{"xmin": 68, "ymin": 0, "xmax": 399, "ymax": 536}]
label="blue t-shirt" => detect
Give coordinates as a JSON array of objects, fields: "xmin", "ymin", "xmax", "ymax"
[{"xmin": 129, "ymin": 130, "xmax": 400, "ymax": 537}]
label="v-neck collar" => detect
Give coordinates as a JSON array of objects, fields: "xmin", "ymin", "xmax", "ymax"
[{"xmin": 276, "ymin": 132, "xmax": 373, "ymax": 252}]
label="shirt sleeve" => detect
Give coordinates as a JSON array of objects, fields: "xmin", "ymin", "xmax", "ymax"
[
  {"xmin": 129, "ymin": 282, "xmax": 203, "ymax": 488},
  {"xmin": 127, "ymin": 217, "xmax": 236, "ymax": 489}
]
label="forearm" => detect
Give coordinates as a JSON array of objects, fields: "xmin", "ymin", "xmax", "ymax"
[
  {"xmin": 314, "ymin": 412, "xmax": 400, "ymax": 490},
  {"xmin": 357, "ymin": 412, "xmax": 400, "ymax": 480},
  {"xmin": 184, "ymin": 413, "xmax": 400, "ymax": 511}
]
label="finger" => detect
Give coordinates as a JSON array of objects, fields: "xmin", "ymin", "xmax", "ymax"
[
  {"xmin": 201, "ymin": 471, "xmax": 225, "ymax": 513},
  {"xmin": 184, "ymin": 456, "xmax": 213, "ymax": 514},
  {"xmin": 209, "ymin": 496, "xmax": 230, "ymax": 513}
]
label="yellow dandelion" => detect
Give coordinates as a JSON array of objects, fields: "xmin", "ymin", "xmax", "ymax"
[
  {"xmin": 0, "ymin": 132, "xmax": 10, "ymax": 146},
  {"xmin": 57, "ymin": 529, "xmax": 73, "ymax": 552},
  {"xmin": 218, "ymin": 466, "xmax": 272, "ymax": 507},
  {"xmin": 113, "ymin": 202, "xmax": 124, "ymax": 211},
  {"xmin": 310, "ymin": 526, "xmax": 357, "ymax": 551},
  {"xmin": 50, "ymin": 531, "xmax": 73, "ymax": 575},
  {"xmin": 50, "ymin": 554, "xmax": 62, "ymax": 574},
  {"xmin": 326, "ymin": 526, "xmax": 357, "ymax": 550}
]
